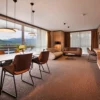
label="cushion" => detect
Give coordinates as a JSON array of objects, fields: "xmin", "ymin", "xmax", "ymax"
[{"xmin": 47, "ymin": 48, "xmax": 61, "ymax": 53}]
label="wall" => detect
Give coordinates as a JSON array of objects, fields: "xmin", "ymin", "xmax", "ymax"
[
  {"xmin": 50, "ymin": 31, "xmax": 65, "ymax": 50},
  {"xmin": 98, "ymin": 26, "xmax": 100, "ymax": 48},
  {"xmin": 64, "ymin": 32, "xmax": 70, "ymax": 47}
]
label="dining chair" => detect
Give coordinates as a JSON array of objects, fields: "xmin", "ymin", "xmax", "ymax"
[
  {"xmin": 1, "ymin": 53, "xmax": 34, "ymax": 98},
  {"xmin": 87, "ymin": 48, "xmax": 97, "ymax": 62},
  {"xmin": 31, "ymin": 51, "xmax": 50, "ymax": 79}
]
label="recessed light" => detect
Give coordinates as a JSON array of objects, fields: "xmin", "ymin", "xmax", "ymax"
[
  {"xmin": 68, "ymin": 26, "xmax": 70, "ymax": 28},
  {"xmin": 64, "ymin": 23, "xmax": 66, "ymax": 25},
  {"xmin": 82, "ymin": 13, "xmax": 87, "ymax": 16}
]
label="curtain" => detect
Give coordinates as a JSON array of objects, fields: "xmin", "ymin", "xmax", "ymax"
[
  {"xmin": 47, "ymin": 31, "xmax": 51, "ymax": 48},
  {"xmin": 35, "ymin": 29, "xmax": 47, "ymax": 52},
  {"xmin": 91, "ymin": 29, "xmax": 98, "ymax": 50},
  {"xmin": 70, "ymin": 31, "xmax": 91, "ymax": 54},
  {"xmin": 64, "ymin": 32, "xmax": 70, "ymax": 47}
]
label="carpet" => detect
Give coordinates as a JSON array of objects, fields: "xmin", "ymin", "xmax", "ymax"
[{"xmin": 0, "ymin": 56, "xmax": 100, "ymax": 100}]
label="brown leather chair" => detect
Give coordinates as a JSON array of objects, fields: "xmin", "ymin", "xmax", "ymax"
[
  {"xmin": 31, "ymin": 51, "xmax": 50, "ymax": 79},
  {"xmin": 87, "ymin": 48, "xmax": 97, "ymax": 62},
  {"xmin": 1, "ymin": 53, "xmax": 34, "ymax": 98}
]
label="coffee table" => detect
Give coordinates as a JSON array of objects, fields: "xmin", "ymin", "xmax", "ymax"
[{"xmin": 64, "ymin": 53, "xmax": 75, "ymax": 60}]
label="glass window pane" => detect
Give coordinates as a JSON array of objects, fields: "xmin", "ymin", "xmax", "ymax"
[
  {"xmin": 0, "ymin": 19, "xmax": 22, "ymax": 54},
  {"xmin": 70, "ymin": 31, "xmax": 91, "ymax": 54},
  {"xmin": 24, "ymin": 27, "xmax": 48, "ymax": 53},
  {"xmin": 24, "ymin": 26, "xmax": 37, "ymax": 48}
]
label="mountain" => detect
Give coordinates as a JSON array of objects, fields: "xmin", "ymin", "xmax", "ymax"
[
  {"xmin": 0, "ymin": 38, "xmax": 36, "ymax": 46},
  {"xmin": 8, "ymin": 38, "xmax": 22, "ymax": 44},
  {"xmin": 0, "ymin": 39, "xmax": 13, "ymax": 45}
]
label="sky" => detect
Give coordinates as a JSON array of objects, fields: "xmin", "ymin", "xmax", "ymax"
[
  {"xmin": 0, "ymin": 19, "xmax": 37, "ymax": 40},
  {"xmin": 0, "ymin": 30, "xmax": 36, "ymax": 40}
]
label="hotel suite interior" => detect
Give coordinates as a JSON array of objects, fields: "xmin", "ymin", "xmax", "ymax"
[{"xmin": 0, "ymin": 0, "xmax": 100, "ymax": 100}]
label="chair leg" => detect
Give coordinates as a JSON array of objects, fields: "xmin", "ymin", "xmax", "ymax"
[
  {"xmin": 1, "ymin": 72, "xmax": 17, "ymax": 98},
  {"xmin": 0, "ymin": 68, "xmax": 3, "ymax": 95},
  {"xmin": 0, "ymin": 69, "xmax": 5, "ymax": 95},
  {"xmin": 13, "ymin": 75, "xmax": 17, "ymax": 98},
  {"xmin": 88, "ymin": 55, "xmax": 90, "ymax": 61},
  {"xmin": 30, "ymin": 63, "xmax": 34, "ymax": 70},
  {"xmin": 41, "ymin": 64, "xmax": 45, "ymax": 71},
  {"xmin": 29, "ymin": 71, "xmax": 34, "ymax": 85},
  {"xmin": 40, "ymin": 63, "xmax": 50, "ymax": 74},
  {"xmin": 2, "ymin": 70, "xmax": 6, "ymax": 91},
  {"xmin": 46, "ymin": 63, "xmax": 50, "ymax": 74},
  {"xmin": 30, "ymin": 64, "xmax": 43, "ymax": 80},
  {"xmin": 88, "ymin": 55, "xmax": 97, "ymax": 63},
  {"xmin": 21, "ymin": 72, "xmax": 34, "ymax": 86}
]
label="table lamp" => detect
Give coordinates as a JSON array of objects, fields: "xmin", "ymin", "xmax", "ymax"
[{"xmin": 19, "ymin": 45, "xmax": 26, "ymax": 53}]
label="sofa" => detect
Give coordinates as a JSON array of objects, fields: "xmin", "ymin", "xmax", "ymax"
[
  {"xmin": 47, "ymin": 48, "xmax": 63, "ymax": 60},
  {"xmin": 63, "ymin": 47, "xmax": 82, "ymax": 57}
]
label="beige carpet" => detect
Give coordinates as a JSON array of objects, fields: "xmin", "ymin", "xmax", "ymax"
[{"xmin": 0, "ymin": 56, "xmax": 100, "ymax": 100}]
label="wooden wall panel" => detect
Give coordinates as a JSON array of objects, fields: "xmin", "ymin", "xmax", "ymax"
[
  {"xmin": 64, "ymin": 32, "xmax": 70, "ymax": 47},
  {"xmin": 50, "ymin": 31, "xmax": 65, "ymax": 50}
]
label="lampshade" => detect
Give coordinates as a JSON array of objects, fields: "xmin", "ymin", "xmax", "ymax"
[
  {"xmin": 0, "ymin": 28, "xmax": 16, "ymax": 32},
  {"xmin": 0, "ymin": 0, "xmax": 16, "ymax": 32},
  {"xmin": 54, "ymin": 41, "xmax": 61, "ymax": 44},
  {"xmin": 28, "ymin": 32, "xmax": 35, "ymax": 35},
  {"xmin": 19, "ymin": 45, "xmax": 26, "ymax": 50}
]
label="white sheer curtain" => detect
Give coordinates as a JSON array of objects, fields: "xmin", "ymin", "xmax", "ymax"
[
  {"xmin": 24, "ymin": 26, "xmax": 47, "ymax": 53},
  {"xmin": 70, "ymin": 31, "xmax": 91, "ymax": 54},
  {"xmin": 35, "ymin": 29, "xmax": 47, "ymax": 53}
]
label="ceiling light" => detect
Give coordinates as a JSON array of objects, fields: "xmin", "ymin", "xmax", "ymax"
[
  {"xmin": 82, "ymin": 13, "xmax": 87, "ymax": 16},
  {"xmin": 13, "ymin": 0, "xmax": 17, "ymax": 31},
  {"xmin": 29, "ymin": 2, "xmax": 36, "ymax": 35},
  {"xmin": 64, "ymin": 23, "xmax": 66, "ymax": 25},
  {"xmin": 68, "ymin": 26, "xmax": 70, "ymax": 28},
  {"xmin": 0, "ymin": 0, "xmax": 16, "ymax": 32}
]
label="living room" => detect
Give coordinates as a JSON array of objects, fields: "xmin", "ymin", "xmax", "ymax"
[{"xmin": 0, "ymin": 0, "xmax": 100, "ymax": 100}]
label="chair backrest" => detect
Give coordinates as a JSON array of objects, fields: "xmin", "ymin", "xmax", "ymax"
[
  {"xmin": 87, "ymin": 48, "xmax": 95, "ymax": 55},
  {"xmin": 0, "ymin": 50, "xmax": 5, "ymax": 55},
  {"xmin": 39, "ymin": 51, "xmax": 49, "ymax": 64},
  {"xmin": 87, "ymin": 48, "xmax": 93, "ymax": 53},
  {"xmin": 13, "ymin": 53, "xmax": 32, "ymax": 72},
  {"xmin": 87, "ymin": 48, "xmax": 91, "ymax": 54}
]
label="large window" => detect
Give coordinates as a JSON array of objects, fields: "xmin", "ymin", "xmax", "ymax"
[
  {"xmin": 70, "ymin": 31, "xmax": 91, "ymax": 54},
  {"xmin": 0, "ymin": 19, "xmax": 48, "ymax": 53},
  {"xmin": 24, "ymin": 26, "xmax": 48, "ymax": 53},
  {"xmin": 0, "ymin": 19, "xmax": 22, "ymax": 53},
  {"xmin": 35, "ymin": 29, "xmax": 47, "ymax": 52},
  {"xmin": 24, "ymin": 26, "xmax": 37, "ymax": 47}
]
